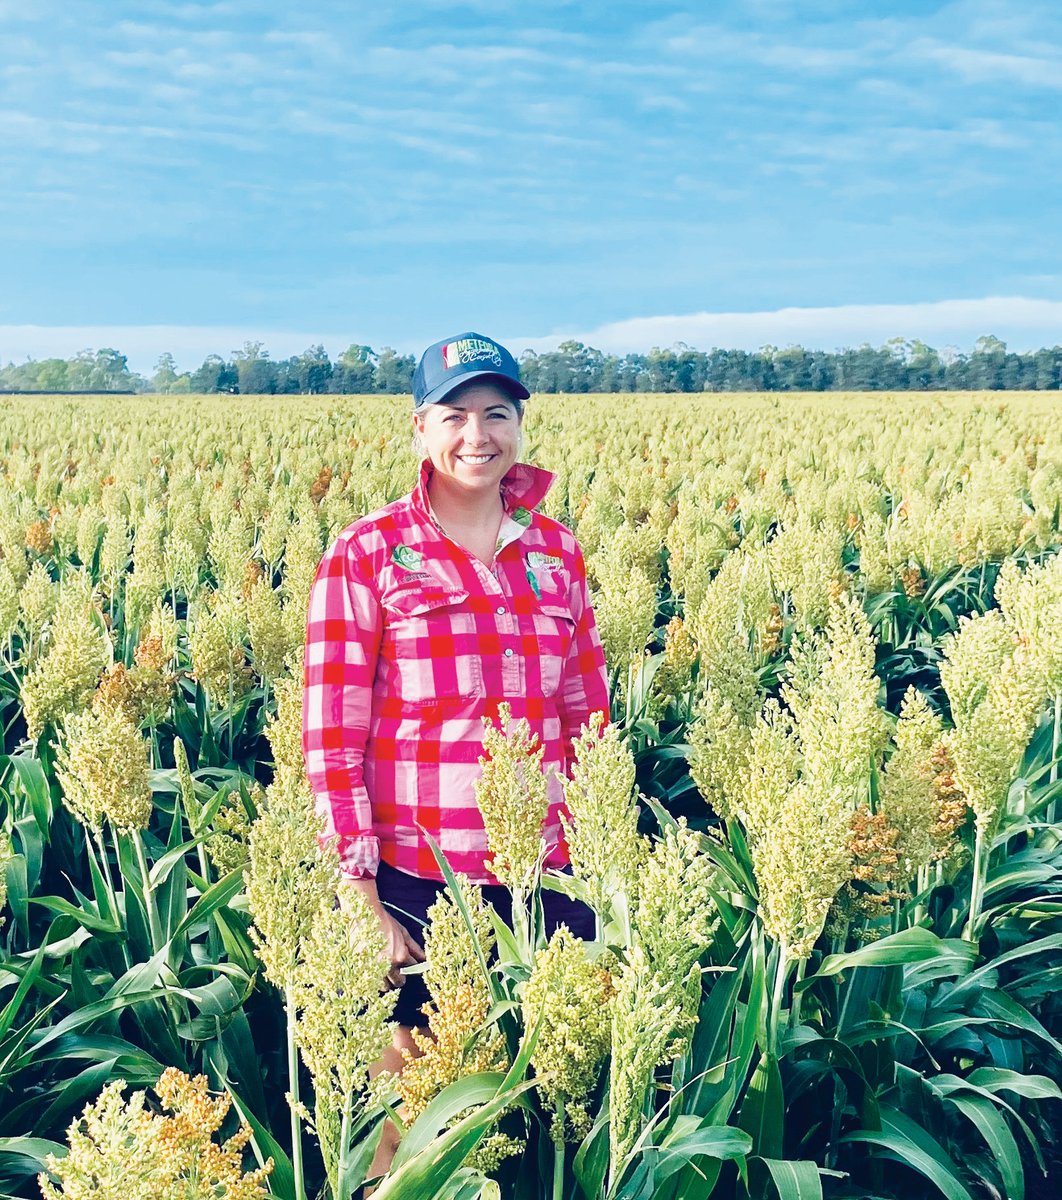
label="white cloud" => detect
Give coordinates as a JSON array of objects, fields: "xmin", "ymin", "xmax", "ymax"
[
  {"xmin": 510, "ymin": 297, "xmax": 1062, "ymax": 355},
  {"xmin": 913, "ymin": 41, "xmax": 1062, "ymax": 89}
]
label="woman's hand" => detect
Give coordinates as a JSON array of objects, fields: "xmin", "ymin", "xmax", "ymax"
[
  {"xmin": 378, "ymin": 910, "xmax": 426, "ymax": 989},
  {"xmin": 341, "ymin": 876, "xmax": 426, "ymax": 989}
]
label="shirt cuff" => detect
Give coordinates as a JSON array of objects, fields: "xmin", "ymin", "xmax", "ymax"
[{"xmin": 332, "ymin": 833, "xmax": 382, "ymax": 880}]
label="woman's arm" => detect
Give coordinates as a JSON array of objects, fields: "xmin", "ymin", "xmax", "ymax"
[
  {"xmin": 302, "ymin": 532, "xmax": 383, "ymax": 879},
  {"xmin": 303, "ymin": 533, "xmax": 426, "ymax": 985}
]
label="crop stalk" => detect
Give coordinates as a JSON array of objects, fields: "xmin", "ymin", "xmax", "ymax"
[
  {"xmin": 1048, "ymin": 692, "xmax": 1061, "ymax": 826},
  {"xmin": 767, "ymin": 940, "xmax": 790, "ymax": 1055},
  {"xmin": 789, "ymin": 957, "xmax": 807, "ymax": 1029},
  {"xmin": 133, "ymin": 830, "xmax": 163, "ymax": 953},
  {"xmin": 336, "ymin": 1097, "xmax": 354, "ymax": 1200},
  {"xmin": 285, "ymin": 984, "xmax": 308, "ymax": 1200},
  {"xmin": 92, "ymin": 827, "xmax": 132, "ymax": 971},
  {"xmin": 552, "ymin": 1099, "xmax": 566, "ymax": 1200},
  {"xmin": 965, "ymin": 827, "xmax": 986, "ymax": 943}
]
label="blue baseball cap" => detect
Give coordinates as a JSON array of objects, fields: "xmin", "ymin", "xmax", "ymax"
[{"xmin": 412, "ymin": 332, "xmax": 530, "ymax": 411}]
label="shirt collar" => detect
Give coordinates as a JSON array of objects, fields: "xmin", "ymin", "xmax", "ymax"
[{"xmin": 412, "ymin": 458, "xmax": 555, "ymax": 523}]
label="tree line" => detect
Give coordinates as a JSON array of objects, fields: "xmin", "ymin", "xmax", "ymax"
[{"xmin": 1, "ymin": 335, "xmax": 1060, "ymax": 395}]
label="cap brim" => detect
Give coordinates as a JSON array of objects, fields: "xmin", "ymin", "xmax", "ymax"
[{"xmin": 415, "ymin": 370, "xmax": 530, "ymax": 409}]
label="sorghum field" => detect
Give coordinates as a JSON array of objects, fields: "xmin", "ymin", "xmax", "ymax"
[{"xmin": 1, "ymin": 392, "xmax": 1061, "ymax": 1200}]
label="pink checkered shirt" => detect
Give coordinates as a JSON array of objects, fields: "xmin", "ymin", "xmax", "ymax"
[{"xmin": 302, "ymin": 458, "xmax": 610, "ymax": 883}]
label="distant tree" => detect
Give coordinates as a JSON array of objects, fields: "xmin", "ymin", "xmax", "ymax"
[
  {"xmin": 970, "ymin": 335, "xmax": 1007, "ymax": 389},
  {"xmin": 64, "ymin": 348, "xmax": 136, "ymax": 391},
  {"xmin": 150, "ymin": 353, "xmax": 191, "ymax": 393},
  {"xmin": 290, "ymin": 345, "xmax": 332, "ymax": 394},
  {"xmin": 331, "ymin": 344, "xmax": 376, "ymax": 393},
  {"xmin": 2, "ymin": 335, "xmax": 1058, "ymax": 396},
  {"xmin": 773, "ymin": 346, "xmax": 814, "ymax": 391},
  {"xmin": 1033, "ymin": 347, "xmax": 1062, "ymax": 390},
  {"xmin": 34, "ymin": 359, "xmax": 72, "ymax": 391},
  {"xmin": 190, "ymin": 354, "xmax": 238, "ymax": 393},
  {"xmin": 373, "ymin": 347, "xmax": 415, "ymax": 393},
  {"xmin": 905, "ymin": 340, "xmax": 943, "ymax": 390},
  {"xmin": 596, "ymin": 353, "xmax": 628, "ymax": 391},
  {"xmin": 233, "ymin": 341, "xmax": 278, "ymax": 394}
]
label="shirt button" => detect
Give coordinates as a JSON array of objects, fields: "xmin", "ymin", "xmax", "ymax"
[
  {"xmin": 504, "ymin": 648, "xmax": 514, "ymax": 657},
  {"xmin": 496, "ymin": 605, "xmax": 506, "ymax": 615}
]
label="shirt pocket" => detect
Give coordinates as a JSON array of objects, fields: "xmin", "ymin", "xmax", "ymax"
[
  {"xmin": 530, "ymin": 585, "xmax": 576, "ymax": 698},
  {"xmin": 382, "ymin": 584, "xmax": 483, "ymax": 705}
]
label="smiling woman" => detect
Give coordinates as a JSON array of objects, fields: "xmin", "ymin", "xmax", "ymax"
[
  {"xmin": 413, "ymin": 384, "xmax": 523, "ymax": 563},
  {"xmin": 301, "ymin": 331, "xmax": 610, "ymax": 1184}
]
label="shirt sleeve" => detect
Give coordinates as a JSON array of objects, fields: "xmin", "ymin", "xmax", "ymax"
[
  {"xmin": 556, "ymin": 540, "xmax": 611, "ymax": 761},
  {"xmin": 302, "ymin": 531, "xmax": 383, "ymax": 879}
]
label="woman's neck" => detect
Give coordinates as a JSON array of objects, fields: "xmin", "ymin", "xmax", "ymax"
[{"xmin": 425, "ymin": 471, "xmax": 504, "ymax": 533}]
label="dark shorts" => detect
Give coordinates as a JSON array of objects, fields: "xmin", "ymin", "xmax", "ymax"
[{"xmin": 375, "ymin": 859, "xmax": 596, "ymax": 1028}]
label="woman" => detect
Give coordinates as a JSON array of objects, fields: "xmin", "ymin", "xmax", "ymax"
[{"xmin": 302, "ymin": 331, "xmax": 609, "ymax": 1104}]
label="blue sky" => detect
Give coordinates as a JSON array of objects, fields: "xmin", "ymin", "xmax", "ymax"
[{"xmin": 2, "ymin": 0, "xmax": 1060, "ymax": 370}]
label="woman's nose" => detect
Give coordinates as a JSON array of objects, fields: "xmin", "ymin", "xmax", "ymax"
[{"xmin": 463, "ymin": 416, "xmax": 490, "ymax": 444}]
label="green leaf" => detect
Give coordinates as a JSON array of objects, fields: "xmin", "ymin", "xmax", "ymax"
[
  {"xmin": 392, "ymin": 1071, "xmax": 528, "ymax": 1170},
  {"xmin": 978, "ymin": 989, "xmax": 1062, "ymax": 1055},
  {"xmin": 842, "ymin": 1111, "xmax": 975, "ymax": 1200},
  {"xmin": 0, "ymin": 1136, "xmax": 65, "ymax": 1167},
  {"xmin": 706, "ymin": 946, "xmax": 764, "ymax": 1127},
  {"xmin": 654, "ymin": 1124, "xmax": 751, "ymax": 1184},
  {"xmin": 28, "ymin": 895, "xmax": 121, "ymax": 934},
  {"xmin": 738, "ymin": 1053, "xmax": 784, "ymax": 1159},
  {"xmin": 964, "ymin": 933, "xmax": 1062, "ymax": 991},
  {"xmin": 372, "ymin": 1076, "xmax": 540, "ymax": 1200},
  {"xmin": 966, "ymin": 1068, "xmax": 1062, "ymax": 1101},
  {"xmin": 171, "ymin": 867, "xmax": 244, "ymax": 941},
  {"xmin": 808, "ymin": 927, "xmax": 975, "ymax": 985},
  {"xmin": 5, "ymin": 753, "xmax": 54, "ymax": 837},
  {"xmin": 147, "ymin": 835, "xmax": 204, "ymax": 889},
  {"xmin": 781, "ymin": 1028, "xmax": 879, "ymax": 1128},
  {"xmin": 35, "ymin": 1058, "xmax": 120, "ymax": 1136},
  {"xmin": 572, "ymin": 1108, "xmax": 609, "ymax": 1200},
  {"xmin": 228, "ymin": 1089, "xmax": 296, "ymax": 1200},
  {"xmin": 31, "ymin": 986, "xmax": 172, "ymax": 1056},
  {"xmin": 947, "ymin": 1095, "xmax": 1024, "ymax": 1200},
  {"xmin": 0, "ymin": 937, "xmax": 50, "ymax": 1042},
  {"xmin": 750, "ymin": 1157, "xmax": 823, "ymax": 1200}
]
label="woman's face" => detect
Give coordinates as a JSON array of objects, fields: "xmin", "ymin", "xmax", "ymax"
[{"xmin": 413, "ymin": 382, "xmax": 522, "ymax": 493}]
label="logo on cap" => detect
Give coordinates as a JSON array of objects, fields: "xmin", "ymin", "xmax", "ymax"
[{"xmin": 442, "ymin": 337, "xmax": 503, "ymax": 370}]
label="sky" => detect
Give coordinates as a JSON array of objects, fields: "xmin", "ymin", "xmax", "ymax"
[{"xmin": 1, "ymin": 0, "xmax": 1060, "ymax": 372}]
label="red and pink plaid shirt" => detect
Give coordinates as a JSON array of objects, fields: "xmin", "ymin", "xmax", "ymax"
[{"xmin": 302, "ymin": 458, "xmax": 610, "ymax": 883}]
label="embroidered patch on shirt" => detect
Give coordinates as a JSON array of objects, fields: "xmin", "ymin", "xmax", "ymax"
[
  {"xmin": 525, "ymin": 565, "xmax": 542, "ymax": 598},
  {"xmin": 391, "ymin": 544, "xmax": 424, "ymax": 571},
  {"xmin": 527, "ymin": 551, "xmax": 563, "ymax": 570}
]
